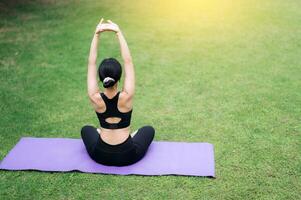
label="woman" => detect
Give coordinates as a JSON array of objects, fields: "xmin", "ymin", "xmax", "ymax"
[{"xmin": 80, "ymin": 18, "xmax": 155, "ymax": 166}]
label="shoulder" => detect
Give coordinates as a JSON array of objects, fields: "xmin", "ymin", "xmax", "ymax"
[
  {"xmin": 88, "ymin": 92, "xmax": 104, "ymax": 110},
  {"xmin": 118, "ymin": 90, "xmax": 134, "ymax": 109},
  {"xmin": 119, "ymin": 90, "xmax": 134, "ymax": 101}
]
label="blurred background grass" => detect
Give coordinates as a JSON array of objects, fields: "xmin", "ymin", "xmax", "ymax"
[{"xmin": 0, "ymin": 0, "xmax": 300, "ymax": 199}]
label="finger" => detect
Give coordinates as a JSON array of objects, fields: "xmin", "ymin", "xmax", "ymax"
[{"xmin": 99, "ymin": 18, "xmax": 104, "ymax": 24}]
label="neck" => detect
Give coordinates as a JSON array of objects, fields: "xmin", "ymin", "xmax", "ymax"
[{"xmin": 104, "ymin": 84, "xmax": 118, "ymax": 96}]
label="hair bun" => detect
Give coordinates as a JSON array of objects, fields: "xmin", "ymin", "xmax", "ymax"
[{"xmin": 103, "ymin": 77, "xmax": 116, "ymax": 88}]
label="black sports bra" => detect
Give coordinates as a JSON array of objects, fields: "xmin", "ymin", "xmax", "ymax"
[{"xmin": 95, "ymin": 91, "xmax": 133, "ymax": 129}]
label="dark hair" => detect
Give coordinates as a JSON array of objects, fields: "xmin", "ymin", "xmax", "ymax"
[{"xmin": 98, "ymin": 58, "xmax": 122, "ymax": 88}]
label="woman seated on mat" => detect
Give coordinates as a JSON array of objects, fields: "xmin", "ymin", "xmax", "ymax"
[{"xmin": 81, "ymin": 18, "xmax": 155, "ymax": 166}]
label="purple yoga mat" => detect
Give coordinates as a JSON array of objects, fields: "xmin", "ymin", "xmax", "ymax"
[{"xmin": 0, "ymin": 137, "xmax": 215, "ymax": 177}]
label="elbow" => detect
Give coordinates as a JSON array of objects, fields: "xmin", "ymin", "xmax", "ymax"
[
  {"xmin": 124, "ymin": 58, "xmax": 133, "ymax": 64},
  {"xmin": 87, "ymin": 91, "xmax": 94, "ymax": 99},
  {"xmin": 88, "ymin": 56, "xmax": 97, "ymax": 65},
  {"xmin": 88, "ymin": 59, "xmax": 95, "ymax": 66}
]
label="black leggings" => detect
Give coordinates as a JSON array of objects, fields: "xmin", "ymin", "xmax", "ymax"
[{"xmin": 80, "ymin": 125, "xmax": 155, "ymax": 166}]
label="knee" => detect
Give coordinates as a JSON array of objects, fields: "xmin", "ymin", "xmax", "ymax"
[
  {"xmin": 142, "ymin": 125, "xmax": 155, "ymax": 138},
  {"xmin": 80, "ymin": 125, "xmax": 95, "ymax": 137},
  {"xmin": 145, "ymin": 125, "xmax": 155, "ymax": 133}
]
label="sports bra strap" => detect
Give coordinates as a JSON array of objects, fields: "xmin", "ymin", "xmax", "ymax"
[{"xmin": 96, "ymin": 91, "xmax": 132, "ymax": 129}]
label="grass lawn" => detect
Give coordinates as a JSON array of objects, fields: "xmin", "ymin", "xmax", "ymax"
[{"xmin": 0, "ymin": 0, "xmax": 300, "ymax": 199}]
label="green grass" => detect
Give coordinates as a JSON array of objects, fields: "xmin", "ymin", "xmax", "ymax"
[{"xmin": 0, "ymin": 0, "xmax": 300, "ymax": 199}]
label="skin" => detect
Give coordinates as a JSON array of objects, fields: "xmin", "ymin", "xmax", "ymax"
[{"xmin": 87, "ymin": 18, "xmax": 137, "ymax": 145}]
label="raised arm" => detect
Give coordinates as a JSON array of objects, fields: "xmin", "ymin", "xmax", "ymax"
[
  {"xmin": 116, "ymin": 30, "xmax": 135, "ymax": 97},
  {"xmin": 107, "ymin": 20, "xmax": 135, "ymax": 98},
  {"xmin": 87, "ymin": 34, "xmax": 100, "ymax": 97},
  {"xmin": 87, "ymin": 18, "xmax": 104, "ymax": 97}
]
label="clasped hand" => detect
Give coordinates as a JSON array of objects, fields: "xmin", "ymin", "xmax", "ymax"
[{"xmin": 95, "ymin": 18, "xmax": 120, "ymax": 34}]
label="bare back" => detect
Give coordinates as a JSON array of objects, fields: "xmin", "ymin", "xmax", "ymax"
[{"xmin": 90, "ymin": 90, "xmax": 133, "ymax": 145}]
